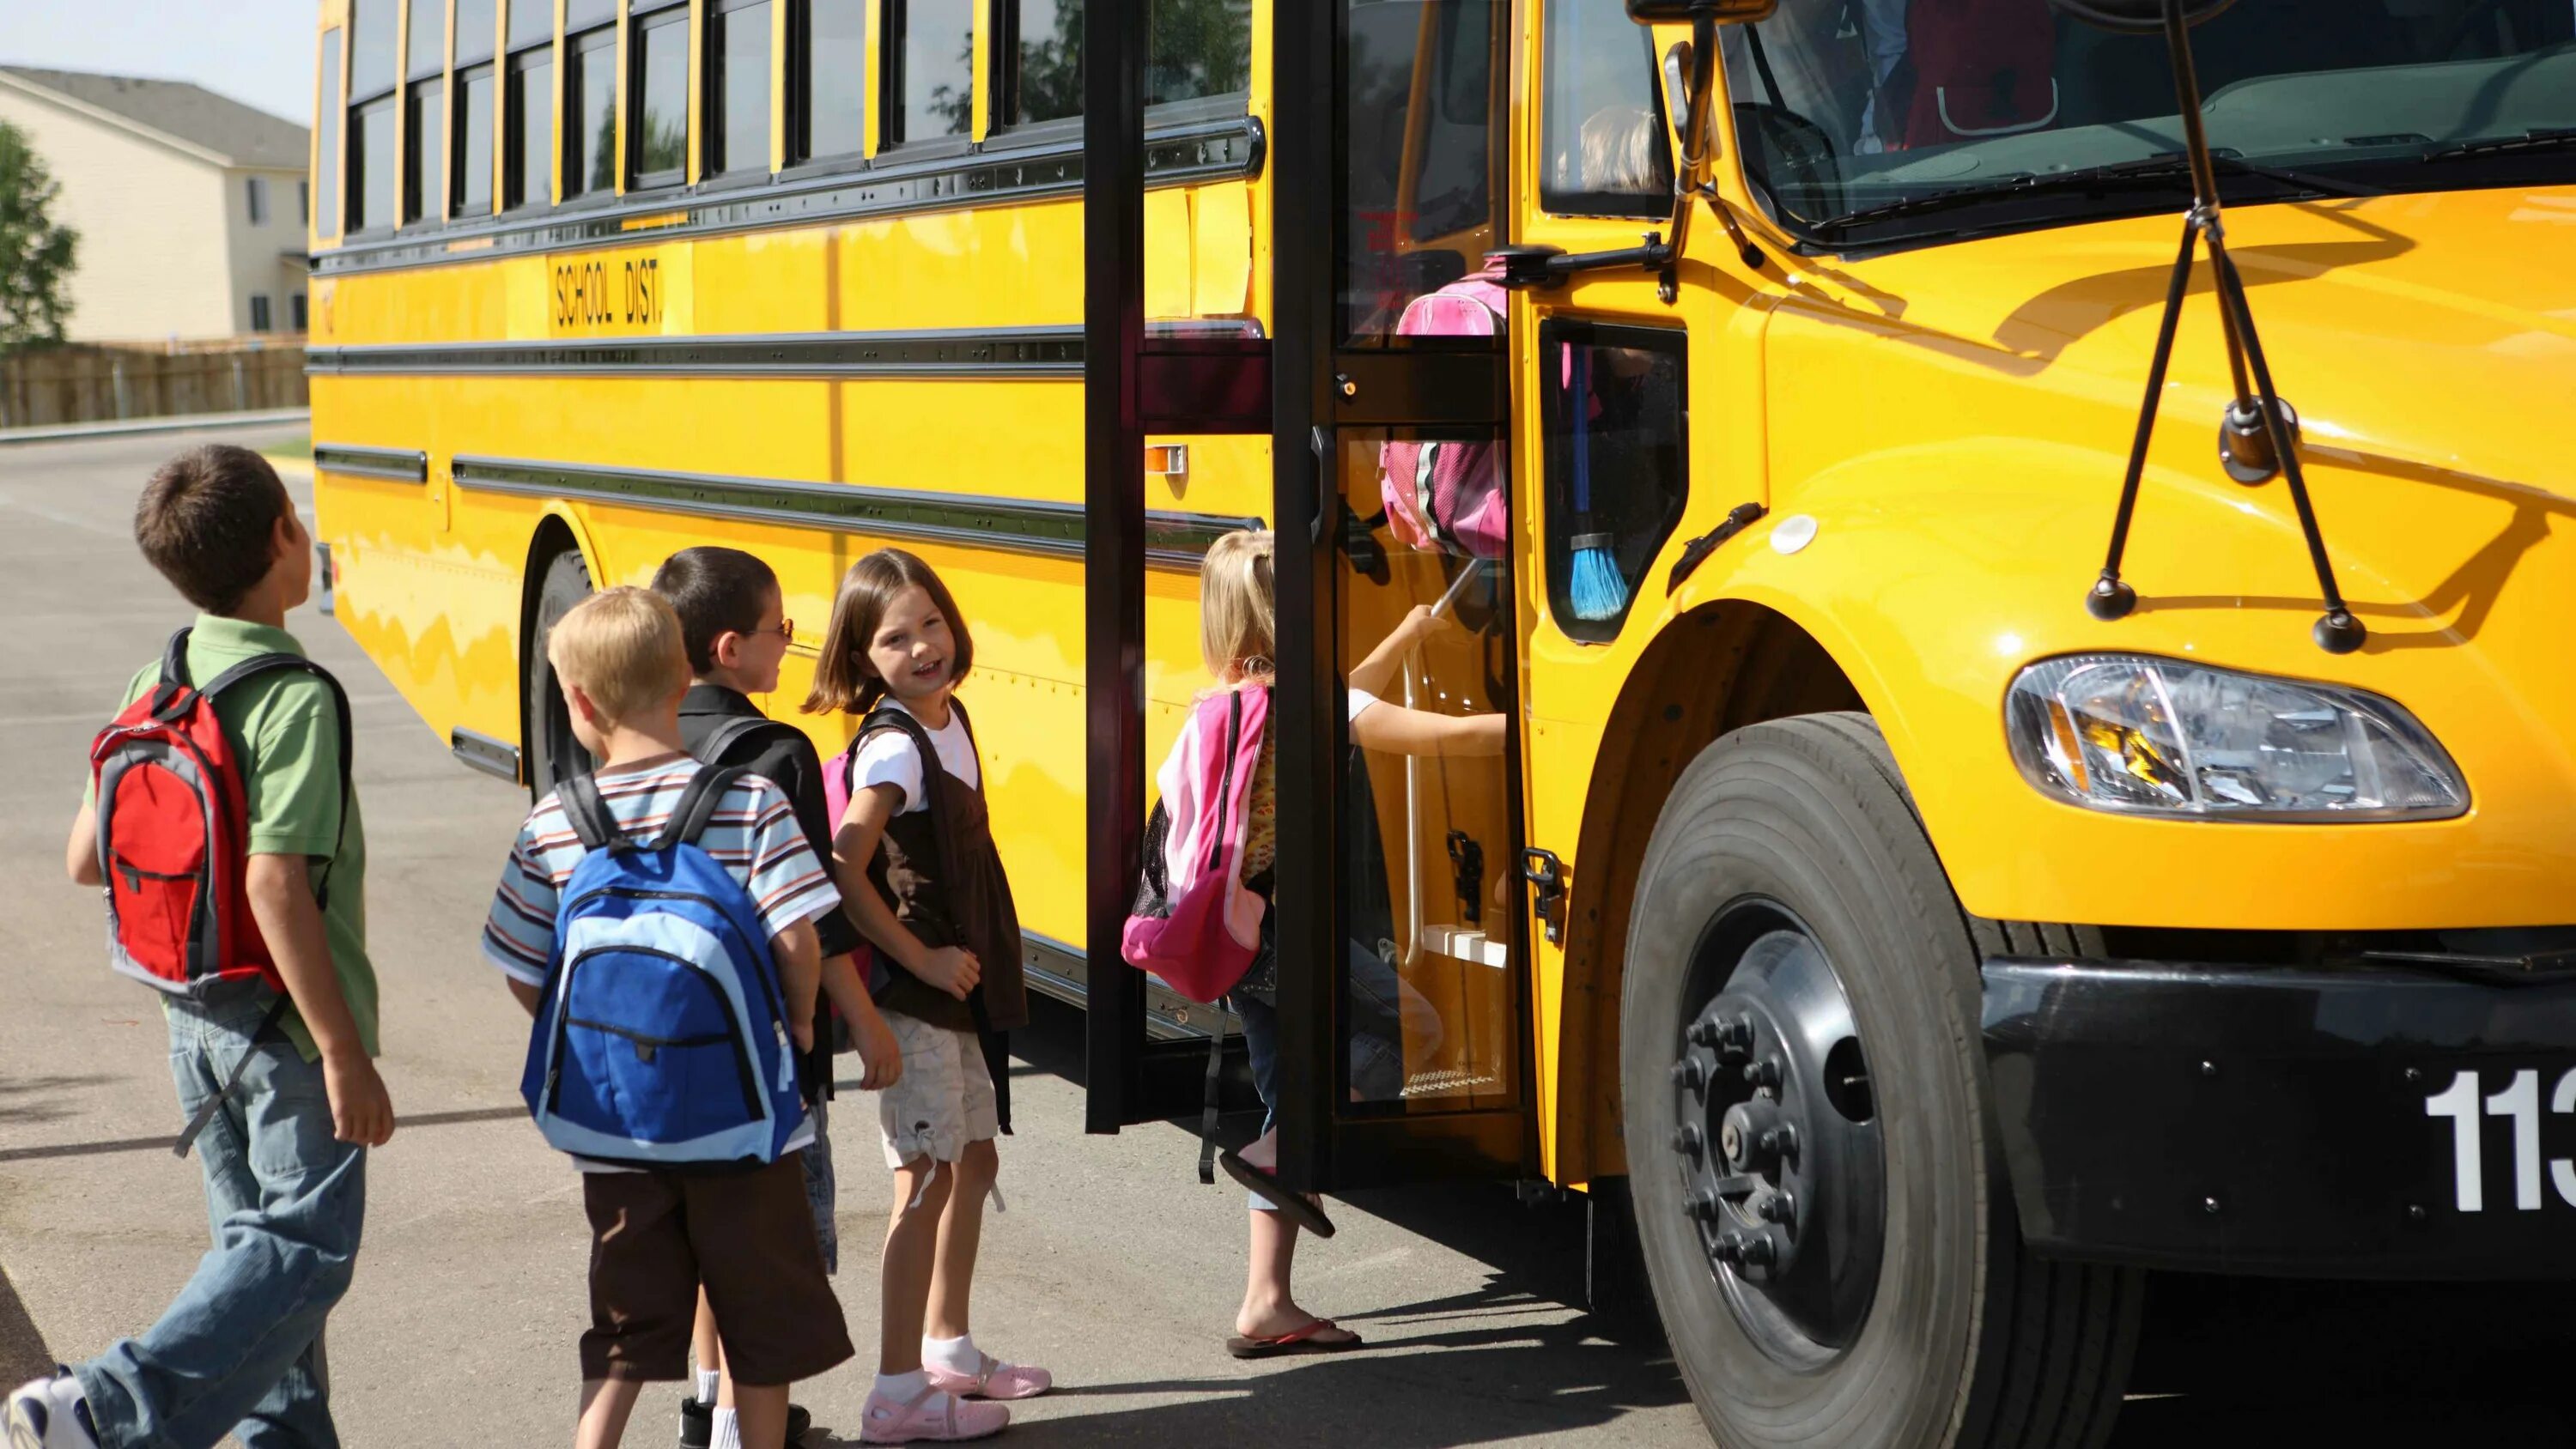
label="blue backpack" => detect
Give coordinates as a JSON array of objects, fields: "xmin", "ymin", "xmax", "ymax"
[{"xmin": 519, "ymin": 765, "xmax": 805, "ymax": 1170}]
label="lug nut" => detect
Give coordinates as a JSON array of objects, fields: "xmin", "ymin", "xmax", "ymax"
[
  {"xmin": 1757, "ymin": 1190, "xmax": 1796, "ymax": 1227},
  {"xmin": 1673, "ymin": 1124, "xmax": 1704, "ymax": 1159},
  {"xmin": 1671, "ymin": 1058, "xmax": 1707, "ymax": 1091},
  {"xmin": 1713, "ymin": 1233, "xmax": 1746, "ymax": 1264},
  {"xmin": 1742, "ymin": 1055, "xmax": 1783, "ymax": 1089},
  {"xmin": 1687, "ymin": 1018, "xmax": 1720, "ymax": 1047},
  {"xmin": 1759, "ymin": 1125, "xmax": 1799, "ymax": 1161},
  {"xmin": 1684, "ymin": 1189, "xmax": 1720, "ymax": 1222},
  {"xmin": 1738, "ymin": 1233, "xmax": 1778, "ymax": 1268}
]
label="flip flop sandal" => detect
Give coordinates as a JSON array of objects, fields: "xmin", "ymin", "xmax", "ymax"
[
  {"xmin": 1219, "ymin": 1149, "xmax": 1337, "ymax": 1238},
  {"xmin": 1225, "ymin": 1319, "xmax": 1365, "ymax": 1360}
]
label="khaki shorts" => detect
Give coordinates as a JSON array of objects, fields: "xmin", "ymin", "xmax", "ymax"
[{"xmin": 878, "ymin": 1013, "xmax": 997, "ymax": 1167}]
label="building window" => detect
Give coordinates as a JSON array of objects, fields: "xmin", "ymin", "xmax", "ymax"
[
  {"xmin": 402, "ymin": 0, "xmax": 447, "ymax": 224},
  {"xmin": 315, "ymin": 31, "xmax": 343, "ymax": 237},
  {"xmin": 291, "ymin": 293, "xmax": 310, "ymax": 331},
  {"xmin": 251, "ymin": 295, "xmax": 274, "ymax": 332},
  {"xmin": 629, "ymin": 0, "xmax": 691, "ymax": 187},
  {"xmin": 789, "ymin": 0, "xmax": 865, "ymax": 164},
  {"xmin": 504, "ymin": 0, "xmax": 554, "ymax": 209},
  {"xmin": 299, "ymin": 178, "xmax": 312, "ymax": 226},
  {"xmin": 707, "ymin": 0, "xmax": 773, "ymax": 179},
  {"xmin": 1540, "ymin": 0, "xmax": 1672, "ymax": 219},
  {"xmin": 246, "ymin": 175, "xmax": 270, "ymax": 224},
  {"xmin": 882, "ymin": 0, "xmax": 973, "ymax": 149},
  {"xmin": 565, "ymin": 21, "xmax": 618, "ymax": 198}
]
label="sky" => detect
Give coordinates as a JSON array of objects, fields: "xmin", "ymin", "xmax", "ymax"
[{"xmin": 0, "ymin": 0, "xmax": 315, "ymax": 127}]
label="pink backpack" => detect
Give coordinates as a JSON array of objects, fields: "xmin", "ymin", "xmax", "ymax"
[
  {"xmin": 1122, "ymin": 687, "xmax": 1269, "ymax": 1004},
  {"xmin": 1380, "ymin": 271, "xmax": 1510, "ymax": 559}
]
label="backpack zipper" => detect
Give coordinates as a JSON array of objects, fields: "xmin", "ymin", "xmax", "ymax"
[{"xmin": 552, "ymin": 944, "xmax": 763, "ymax": 1119}]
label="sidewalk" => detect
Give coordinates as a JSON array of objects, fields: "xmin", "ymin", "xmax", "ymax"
[{"xmin": 0, "ymin": 408, "xmax": 309, "ymax": 446}]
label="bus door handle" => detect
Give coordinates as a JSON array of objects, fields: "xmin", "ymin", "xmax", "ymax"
[
  {"xmin": 1521, "ymin": 847, "xmax": 1568, "ymax": 946},
  {"xmin": 1309, "ymin": 426, "xmax": 1331, "ymax": 544}
]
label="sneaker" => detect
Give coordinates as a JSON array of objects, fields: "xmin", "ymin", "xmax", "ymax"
[
  {"xmin": 858, "ymin": 1385, "xmax": 1008, "ymax": 1444},
  {"xmin": 925, "ymin": 1353, "xmax": 1052, "ymax": 1402},
  {"xmin": 6, "ymin": 1372, "xmax": 100, "ymax": 1449},
  {"xmin": 678, "ymin": 1396, "xmax": 814, "ymax": 1446}
]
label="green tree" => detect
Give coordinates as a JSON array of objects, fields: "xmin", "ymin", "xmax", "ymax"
[{"xmin": 0, "ymin": 119, "xmax": 79, "ymax": 349}]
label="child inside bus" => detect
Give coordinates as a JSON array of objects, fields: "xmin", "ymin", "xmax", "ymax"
[
  {"xmin": 1185, "ymin": 530, "xmax": 1504, "ymax": 1360},
  {"xmin": 653, "ymin": 546, "xmax": 904, "ymax": 1449},
  {"xmin": 804, "ymin": 549, "xmax": 1048, "ymax": 1442}
]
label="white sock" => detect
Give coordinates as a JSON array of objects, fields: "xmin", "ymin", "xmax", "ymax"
[
  {"xmin": 922, "ymin": 1333, "xmax": 980, "ymax": 1376},
  {"xmin": 710, "ymin": 1406, "xmax": 741, "ymax": 1449},
  {"xmin": 873, "ymin": 1369, "xmax": 930, "ymax": 1402},
  {"xmin": 695, "ymin": 1367, "xmax": 720, "ymax": 1405}
]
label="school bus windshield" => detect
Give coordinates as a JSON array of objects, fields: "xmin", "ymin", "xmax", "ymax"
[{"xmin": 1722, "ymin": 0, "xmax": 2576, "ymax": 246}]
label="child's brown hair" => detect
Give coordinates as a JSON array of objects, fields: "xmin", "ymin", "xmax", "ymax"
[
  {"xmin": 133, "ymin": 444, "xmax": 294, "ymax": 615},
  {"xmin": 800, "ymin": 548, "xmax": 974, "ymax": 717}
]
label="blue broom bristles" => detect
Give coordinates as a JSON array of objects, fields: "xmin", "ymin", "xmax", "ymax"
[{"xmin": 1569, "ymin": 531, "xmax": 1627, "ymax": 621}]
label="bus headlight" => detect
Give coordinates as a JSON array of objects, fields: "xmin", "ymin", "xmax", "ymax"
[{"xmin": 2005, "ymin": 654, "xmax": 2466, "ymax": 822}]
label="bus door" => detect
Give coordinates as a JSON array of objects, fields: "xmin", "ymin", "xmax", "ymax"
[
  {"xmin": 1267, "ymin": 0, "xmax": 1533, "ymax": 1192},
  {"xmin": 1084, "ymin": 0, "xmax": 1534, "ymax": 1193}
]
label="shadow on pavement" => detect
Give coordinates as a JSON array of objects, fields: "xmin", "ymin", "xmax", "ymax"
[{"xmin": 0, "ymin": 1265, "xmax": 53, "ymax": 1392}]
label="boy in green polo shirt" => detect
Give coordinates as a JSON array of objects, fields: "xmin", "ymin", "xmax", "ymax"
[{"xmin": 8, "ymin": 444, "xmax": 395, "ymax": 1449}]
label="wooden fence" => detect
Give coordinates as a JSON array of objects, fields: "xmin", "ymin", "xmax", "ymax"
[{"xmin": 0, "ymin": 344, "xmax": 307, "ymax": 429}]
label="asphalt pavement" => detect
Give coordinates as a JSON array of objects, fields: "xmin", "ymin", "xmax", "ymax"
[{"xmin": 1, "ymin": 424, "xmax": 2567, "ymax": 1448}]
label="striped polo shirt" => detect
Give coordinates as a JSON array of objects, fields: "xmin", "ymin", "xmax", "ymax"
[{"xmin": 481, "ymin": 755, "xmax": 842, "ymax": 985}]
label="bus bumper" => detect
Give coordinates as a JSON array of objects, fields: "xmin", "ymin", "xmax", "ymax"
[{"xmin": 1981, "ymin": 956, "xmax": 2576, "ymax": 1280}]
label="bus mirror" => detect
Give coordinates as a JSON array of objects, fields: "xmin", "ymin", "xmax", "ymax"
[
  {"xmin": 1662, "ymin": 41, "xmax": 1698, "ymax": 149},
  {"xmin": 1624, "ymin": 0, "xmax": 1777, "ymax": 23}
]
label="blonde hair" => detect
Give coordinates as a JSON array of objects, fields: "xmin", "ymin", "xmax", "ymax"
[
  {"xmin": 1571, "ymin": 105, "xmax": 1660, "ymax": 196},
  {"xmin": 547, "ymin": 586, "xmax": 690, "ymax": 727},
  {"xmin": 1199, "ymin": 529, "xmax": 1275, "ymax": 683},
  {"xmin": 801, "ymin": 548, "xmax": 975, "ymax": 717}
]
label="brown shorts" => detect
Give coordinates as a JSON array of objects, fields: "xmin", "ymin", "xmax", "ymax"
[{"xmin": 580, "ymin": 1153, "xmax": 854, "ymax": 1386}]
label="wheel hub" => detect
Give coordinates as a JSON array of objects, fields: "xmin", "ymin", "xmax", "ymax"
[{"xmin": 1668, "ymin": 925, "xmax": 1886, "ymax": 1361}]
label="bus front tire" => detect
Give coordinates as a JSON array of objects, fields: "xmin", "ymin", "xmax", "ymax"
[
  {"xmin": 523, "ymin": 547, "xmax": 594, "ymax": 797},
  {"xmin": 1621, "ymin": 712, "xmax": 2141, "ymax": 1449}
]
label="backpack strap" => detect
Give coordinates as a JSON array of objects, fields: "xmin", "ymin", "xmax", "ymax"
[
  {"xmin": 149, "ymin": 627, "xmax": 197, "ymax": 718},
  {"xmin": 199, "ymin": 652, "xmax": 356, "ymax": 907},
  {"xmin": 857, "ymin": 706, "xmax": 949, "ymax": 821},
  {"xmin": 694, "ymin": 713, "xmax": 799, "ymax": 768},
  {"xmin": 657, "ymin": 764, "xmax": 748, "ymax": 851},
  {"xmin": 173, "ymin": 992, "xmax": 295, "ymax": 1160},
  {"xmin": 558, "ymin": 771, "xmax": 624, "ymax": 853}
]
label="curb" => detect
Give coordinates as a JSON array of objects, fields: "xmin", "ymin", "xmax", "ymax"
[{"xmin": 0, "ymin": 409, "xmax": 311, "ymax": 446}]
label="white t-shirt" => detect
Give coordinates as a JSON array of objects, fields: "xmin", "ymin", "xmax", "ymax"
[
  {"xmin": 1347, "ymin": 687, "xmax": 1383, "ymax": 724},
  {"xmin": 851, "ymin": 698, "xmax": 980, "ymax": 815}
]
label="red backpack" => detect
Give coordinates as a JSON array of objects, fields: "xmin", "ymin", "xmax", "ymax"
[
  {"xmin": 1123, "ymin": 686, "xmax": 1270, "ymax": 1004},
  {"xmin": 88, "ymin": 627, "xmax": 351, "ymax": 998}
]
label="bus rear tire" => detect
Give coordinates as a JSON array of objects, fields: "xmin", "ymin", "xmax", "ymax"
[
  {"xmin": 1622, "ymin": 712, "xmax": 2141, "ymax": 1449},
  {"xmin": 523, "ymin": 546, "xmax": 594, "ymax": 797}
]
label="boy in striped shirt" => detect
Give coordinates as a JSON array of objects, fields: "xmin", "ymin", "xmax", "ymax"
[{"xmin": 482, "ymin": 587, "xmax": 852, "ymax": 1449}]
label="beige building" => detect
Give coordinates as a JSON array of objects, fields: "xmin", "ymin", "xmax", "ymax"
[{"xmin": 0, "ymin": 66, "xmax": 311, "ymax": 343}]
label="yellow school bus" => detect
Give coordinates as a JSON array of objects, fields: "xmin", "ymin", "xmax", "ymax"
[{"xmin": 306, "ymin": 0, "xmax": 2576, "ymax": 1442}]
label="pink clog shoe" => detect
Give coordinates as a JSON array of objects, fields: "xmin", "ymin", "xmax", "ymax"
[
  {"xmin": 857, "ymin": 1385, "xmax": 1009, "ymax": 1443},
  {"xmin": 926, "ymin": 1352, "xmax": 1054, "ymax": 1402}
]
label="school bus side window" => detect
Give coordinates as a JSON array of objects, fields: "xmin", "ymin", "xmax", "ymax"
[
  {"xmin": 564, "ymin": 0, "xmax": 619, "ymax": 198},
  {"xmin": 503, "ymin": 0, "xmax": 554, "ymax": 209},
  {"xmin": 402, "ymin": 0, "xmax": 447, "ymax": 225},
  {"xmin": 883, "ymin": 0, "xmax": 975, "ymax": 149},
  {"xmin": 1540, "ymin": 323, "xmax": 1689, "ymax": 641},
  {"xmin": 990, "ymin": 0, "xmax": 1255, "ymax": 133},
  {"xmin": 346, "ymin": 0, "xmax": 398, "ymax": 233},
  {"xmin": 629, "ymin": 0, "xmax": 692, "ymax": 188},
  {"xmin": 314, "ymin": 29, "xmax": 343, "ymax": 240},
  {"xmin": 453, "ymin": 0, "xmax": 498, "ymax": 218},
  {"xmin": 789, "ymin": 0, "xmax": 868, "ymax": 164},
  {"xmin": 995, "ymin": 0, "xmax": 1081, "ymax": 130},
  {"xmin": 1540, "ymin": 0, "xmax": 1674, "ymax": 218},
  {"xmin": 707, "ymin": 0, "xmax": 775, "ymax": 179}
]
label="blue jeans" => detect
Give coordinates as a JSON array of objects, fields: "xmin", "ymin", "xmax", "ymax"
[
  {"xmin": 74, "ymin": 985, "xmax": 367, "ymax": 1449},
  {"xmin": 1228, "ymin": 943, "xmax": 1429, "ymax": 1212}
]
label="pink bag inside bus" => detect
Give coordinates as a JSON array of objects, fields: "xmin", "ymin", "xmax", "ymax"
[
  {"xmin": 1379, "ymin": 270, "xmax": 1509, "ymax": 559},
  {"xmin": 1122, "ymin": 686, "xmax": 1270, "ymax": 1004}
]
